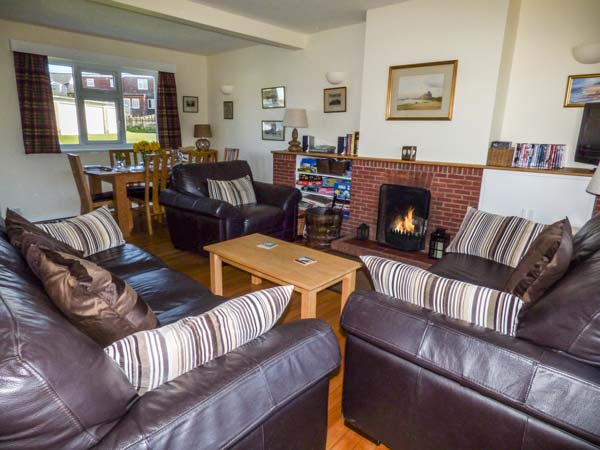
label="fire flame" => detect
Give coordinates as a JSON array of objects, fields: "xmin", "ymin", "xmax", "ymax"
[{"xmin": 392, "ymin": 207, "xmax": 416, "ymax": 234}]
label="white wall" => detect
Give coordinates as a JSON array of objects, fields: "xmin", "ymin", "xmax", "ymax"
[
  {"xmin": 499, "ymin": 0, "xmax": 600, "ymax": 168},
  {"xmin": 358, "ymin": 0, "xmax": 511, "ymax": 164},
  {"xmin": 0, "ymin": 19, "xmax": 208, "ymax": 221},
  {"xmin": 207, "ymin": 24, "xmax": 365, "ymax": 182}
]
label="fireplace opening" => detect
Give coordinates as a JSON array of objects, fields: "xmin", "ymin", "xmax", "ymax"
[{"xmin": 376, "ymin": 184, "xmax": 431, "ymax": 251}]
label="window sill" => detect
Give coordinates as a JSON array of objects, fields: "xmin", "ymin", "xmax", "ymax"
[{"xmin": 60, "ymin": 144, "xmax": 133, "ymax": 153}]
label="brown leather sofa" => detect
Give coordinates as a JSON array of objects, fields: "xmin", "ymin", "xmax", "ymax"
[
  {"xmin": 341, "ymin": 222, "xmax": 600, "ymax": 449},
  {"xmin": 160, "ymin": 161, "xmax": 301, "ymax": 252},
  {"xmin": 0, "ymin": 221, "xmax": 340, "ymax": 450}
]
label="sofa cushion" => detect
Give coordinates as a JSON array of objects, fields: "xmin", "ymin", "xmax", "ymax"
[
  {"xmin": 446, "ymin": 207, "xmax": 546, "ymax": 267},
  {"xmin": 37, "ymin": 206, "xmax": 125, "ymax": 257},
  {"xmin": 571, "ymin": 213, "xmax": 600, "ymax": 267},
  {"xmin": 5, "ymin": 208, "xmax": 82, "ymax": 257},
  {"xmin": 25, "ymin": 245, "xmax": 157, "ymax": 346},
  {"xmin": 518, "ymin": 249, "xmax": 600, "ymax": 365},
  {"xmin": 208, "ymin": 175, "xmax": 257, "ymax": 206},
  {"xmin": 87, "ymin": 243, "xmax": 166, "ymax": 277},
  {"xmin": 428, "ymin": 253, "xmax": 514, "ymax": 290},
  {"xmin": 240, "ymin": 204, "xmax": 285, "ymax": 235},
  {"xmin": 105, "ymin": 285, "xmax": 293, "ymax": 394},
  {"xmin": 362, "ymin": 256, "xmax": 523, "ymax": 336},
  {"xmin": 122, "ymin": 267, "xmax": 215, "ymax": 314},
  {"xmin": 504, "ymin": 218, "xmax": 572, "ymax": 305}
]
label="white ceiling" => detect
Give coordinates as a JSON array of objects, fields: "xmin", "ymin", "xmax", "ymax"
[
  {"xmin": 190, "ymin": 0, "xmax": 409, "ymax": 33},
  {"xmin": 0, "ymin": 0, "xmax": 256, "ymax": 55}
]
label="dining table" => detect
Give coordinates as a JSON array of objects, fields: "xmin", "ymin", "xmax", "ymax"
[{"xmin": 84, "ymin": 165, "xmax": 145, "ymax": 238}]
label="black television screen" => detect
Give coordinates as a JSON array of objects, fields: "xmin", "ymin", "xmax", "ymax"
[{"xmin": 575, "ymin": 103, "xmax": 600, "ymax": 165}]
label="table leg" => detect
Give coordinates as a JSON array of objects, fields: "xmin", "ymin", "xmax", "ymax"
[
  {"xmin": 210, "ymin": 253, "xmax": 223, "ymax": 295},
  {"xmin": 113, "ymin": 176, "xmax": 134, "ymax": 238},
  {"xmin": 340, "ymin": 270, "xmax": 357, "ymax": 313},
  {"xmin": 88, "ymin": 176, "xmax": 102, "ymax": 195},
  {"xmin": 251, "ymin": 275, "xmax": 263, "ymax": 285},
  {"xmin": 300, "ymin": 289, "xmax": 317, "ymax": 319}
]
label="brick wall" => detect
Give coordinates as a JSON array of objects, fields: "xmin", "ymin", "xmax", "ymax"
[{"xmin": 273, "ymin": 152, "xmax": 483, "ymax": 246}]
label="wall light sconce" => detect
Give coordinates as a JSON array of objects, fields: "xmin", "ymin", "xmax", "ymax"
[
  {"xmin": 573, "ymin": 41, "xmax": 600, "ymax": 64},
  {"xmin": 325, "ymin": 72, "xmax": 346, "ymax": 85},
  {"xmin": 220, "ymin": 85, "xmax": 234, "ymax": 95}
]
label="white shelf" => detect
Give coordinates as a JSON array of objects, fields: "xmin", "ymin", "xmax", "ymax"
[
  {"xmin": 299, "ymin": 190, "xmax": 334, "ymax": 199},
  {"xmin": 297, "ymin": 170, "xmax": 351, "ymax": 181}
]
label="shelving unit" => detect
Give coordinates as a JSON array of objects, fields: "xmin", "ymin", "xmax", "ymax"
[{"xmin": 294, "ymin": 154, "xmax": 352, "ymax": 219}]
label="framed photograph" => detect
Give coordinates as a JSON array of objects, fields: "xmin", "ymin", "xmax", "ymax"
[
  {"xmin": 324, "ymin": 87, "xmax": 347, "ymax": 113},
  {"xmin": 386, "ymin": 60, "xmax": 458, "ymax": 120},
  {"xmin": 261, "ymin": 120, "xmax": 284, "ymax": 141},
  {"xmin": 564, "ymin": 73, "xmax": 600, "ymax": 107},
  {"xmin": 223, "ymin": 101, "xmax": 233, "ymax": 119},
  {"xmin": 262, "ymin": 86, "xmax": 285, "ymax": 109},
  {"xmin": 182, "ymin": 96, "xmax": 198, "ymax": 113}
]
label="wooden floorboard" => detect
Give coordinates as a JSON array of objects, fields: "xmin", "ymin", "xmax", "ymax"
[{"xmin": 127, "ymin": 220, "xmax": 389, "ymax": 449}]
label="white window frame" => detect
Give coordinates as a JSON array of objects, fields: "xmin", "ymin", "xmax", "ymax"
[
  {"xmin": 49, "ymin": 58, "xmax": 157, "ymax": 151},
  {"xmin": 137, "ymin": 78, "xmax": 148, "ymax": 90},
  {"xmin": 131, "ymin": 98, "xmax": 140, "ymax": 109}
]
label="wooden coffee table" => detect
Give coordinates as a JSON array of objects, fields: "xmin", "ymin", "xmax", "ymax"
[{"xmin": 204, "ymin": 234, "xmax": 362, "ymax": 319}]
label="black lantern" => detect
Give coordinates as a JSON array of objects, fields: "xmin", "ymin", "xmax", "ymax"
[
  {"xmin": 357, "ymin": 223, "xmax": 370, "ymax": 241},
  {"xmin": 428, "ymin": 228, "xmax": 450, "ymax": 259}
]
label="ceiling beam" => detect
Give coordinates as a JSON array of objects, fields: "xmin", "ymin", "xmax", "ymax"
[{"xmin": 95, "ymin": 0, "xmax": 308, "ymax": 50}]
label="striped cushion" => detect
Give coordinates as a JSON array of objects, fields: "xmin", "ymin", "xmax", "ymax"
[
  {"xmin": 362, "ymin": 256, "xmax": 523, "ymax": 336},
  {"xmin": 37, "ymin": 206, "xmax": 124, "ymax": 257},
  {"xmin": 207, "ymin": 175, "xmax": 256, "ymax": 206},
  {"xmin": 446, "ymin": 207, "xmax": 546, "ymax": 268},
  {"xmin": 105, "ymin": 285, "xmax": 293, "ymax": 394}
]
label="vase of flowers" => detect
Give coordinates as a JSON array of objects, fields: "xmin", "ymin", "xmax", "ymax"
[{"xmin": 132, "ymin": 140, "xmax": 161, "ymax": 166}]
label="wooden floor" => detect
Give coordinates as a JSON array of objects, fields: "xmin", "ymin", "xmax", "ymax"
[{"xmin": 128, "ymin": 222, "xmax": 390, "ymax": 450}]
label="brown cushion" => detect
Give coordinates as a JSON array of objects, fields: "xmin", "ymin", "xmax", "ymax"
[
  {"xmin": 504, "ymin": 218, "xmax": 572, "ymax": 305},
  {"xmin": 571, "ymin": 213, "xmax": 600, "ymax": 267},
  {"xmin": 5, "ymin": 209, "xmax": 82, "ymax": 257},
  {"xmin": 25, "ymin": 243, "xmax": 158, "ymax": 346}
]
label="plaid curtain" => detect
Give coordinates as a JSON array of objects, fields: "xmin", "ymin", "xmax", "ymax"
[
  {"xmin": 157, "ymin": 71, "xmax": 182, "ymax": 149},
  {"xmin": 13, "ymin": 52, "xmax": 61, "ymax": 154}
]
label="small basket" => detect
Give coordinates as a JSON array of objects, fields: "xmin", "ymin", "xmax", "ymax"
[
  {"xmin": 330, "ymin": 160, "xmax": 350, "ymax": 175},
  {"xmin": 486, "ymin": 147, "xmax": 514, "ymax": 167},
  {"xmin": 316, "ymin": 159, "xmax": 330, "ymax": 174}
]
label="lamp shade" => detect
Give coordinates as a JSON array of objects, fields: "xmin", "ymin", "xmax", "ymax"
[
  {"xmin": 220, "ymin": 84, "xmax": 234, "ymax": 95},
  {"xmin": 194, "ymin": 124, "xmax": 212, "ymax": 138},
  {"xmin": 587, "ymin": 166, "xmax": 600, "ymax": 195},
  {"xmin": 573, "ymin": 41, "xmax": 600, "ymax": 64},
  {"xmin": 283, "ymin": 108, "xmax": 308, "ymax": 128}
]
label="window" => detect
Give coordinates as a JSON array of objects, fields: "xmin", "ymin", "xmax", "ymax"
[{"xmin": 49, "ymin": 61, "xmax": 157, "ymax": 150}]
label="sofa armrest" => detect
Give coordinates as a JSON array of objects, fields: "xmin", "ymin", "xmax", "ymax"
[
  {"xmin": 253, "ymin": 182, "xmax": 301, "ymax": 211},
  {"xmin": 159, "ymin": 189, "xmax": 242, "ymax": 220},
  {"xmin": 95, "ymin": 320, "xmax": 340, "ymax": 450},
  {"xmin": 342, "ymin": 290, "xmax": 600, "ymax": 443}
]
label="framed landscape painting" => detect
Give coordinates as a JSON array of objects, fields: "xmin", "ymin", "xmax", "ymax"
[
  {"xmin": 224, "ymin": 101, "xmax": 233, "ymax": 119},
  {"xmin": 261, "ymin": 120, "xmax": 284, "ymax": 141},
  {"xmin": 262, "ymin": 86, "xmax": 286, "ymax": 109},
  {"xmin": 324, "ymin": 87, "xmax": 347, "ymax": 113},
  {"xmin": 386, "ymin": 60, "xmax": 458, "ymax": 120},
  {"xmin": 564, "ymin": 73, "xmax": 600, "ymax": 107}
]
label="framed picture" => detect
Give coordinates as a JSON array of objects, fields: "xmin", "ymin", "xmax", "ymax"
[
  {"xmin": 262, "ymin": 86, "xmax": 285, "ymax": 109},
  {"xmin": 261, "ymin": 120, "xmax": 284, "ymax": 141},
  {"xmin": 182, "ymin": 96, "xmax": 198, "ymax": 113},
  {"xmin": 386, "ymin": 60, "xmax": 458, "ymax": 120},
  {"xmin": 224, "ymin": 101, "xmax": 233, "ymax": 119},
  {"xmin": 324, "ymin": 87, "xmax": 347, "ymax": 113},
  {"xmin": 564, "ymin": 73, "xmax": 600, "ymax": 107}
]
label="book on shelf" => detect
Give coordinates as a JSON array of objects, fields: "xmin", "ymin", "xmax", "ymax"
[{"xmin": 511, "ymin": 143, "xmax": 566, "ymax": 170}]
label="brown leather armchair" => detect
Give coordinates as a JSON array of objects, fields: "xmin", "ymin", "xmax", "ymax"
[{"xmin": 160, "ymin": 160, "xmax": 301, "ymax": 253}]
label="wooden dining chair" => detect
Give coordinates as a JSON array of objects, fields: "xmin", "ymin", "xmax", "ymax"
[
  {"xmin": 108, "ymin": 149, "xmax": 139, "ymax": 166},
  {"xmin": 129, "ymin": 151, "xmax": 175, "ymax": 235},
  {"xmin": 67, "ymin": 154, "xmax": 114, "ymax": 214},
  {"xmin": 224, "ymin": 148, "xmax": 240, "ymax": 161}
]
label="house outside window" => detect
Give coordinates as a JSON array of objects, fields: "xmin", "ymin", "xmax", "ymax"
[{"xmin": 49, "ymin": 60, "xmax": 157, "ymax": 150}]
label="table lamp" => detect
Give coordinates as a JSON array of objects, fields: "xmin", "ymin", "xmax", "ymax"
[
  {"xmin": 194, "ymin": 124, "xmax": 212, "ymax": 151},
  {"xmin": 283, "ymin": 108, "xmax": 308, "ymax": 152},
  {"xmin": 587, "ymin": 165, "xmax": 600, "ymax": 195}
]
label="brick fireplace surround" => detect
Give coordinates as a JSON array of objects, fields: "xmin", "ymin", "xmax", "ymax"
[{"xmin": 273, "ymin": 151, "xmax": 600, "ymax": 255}]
